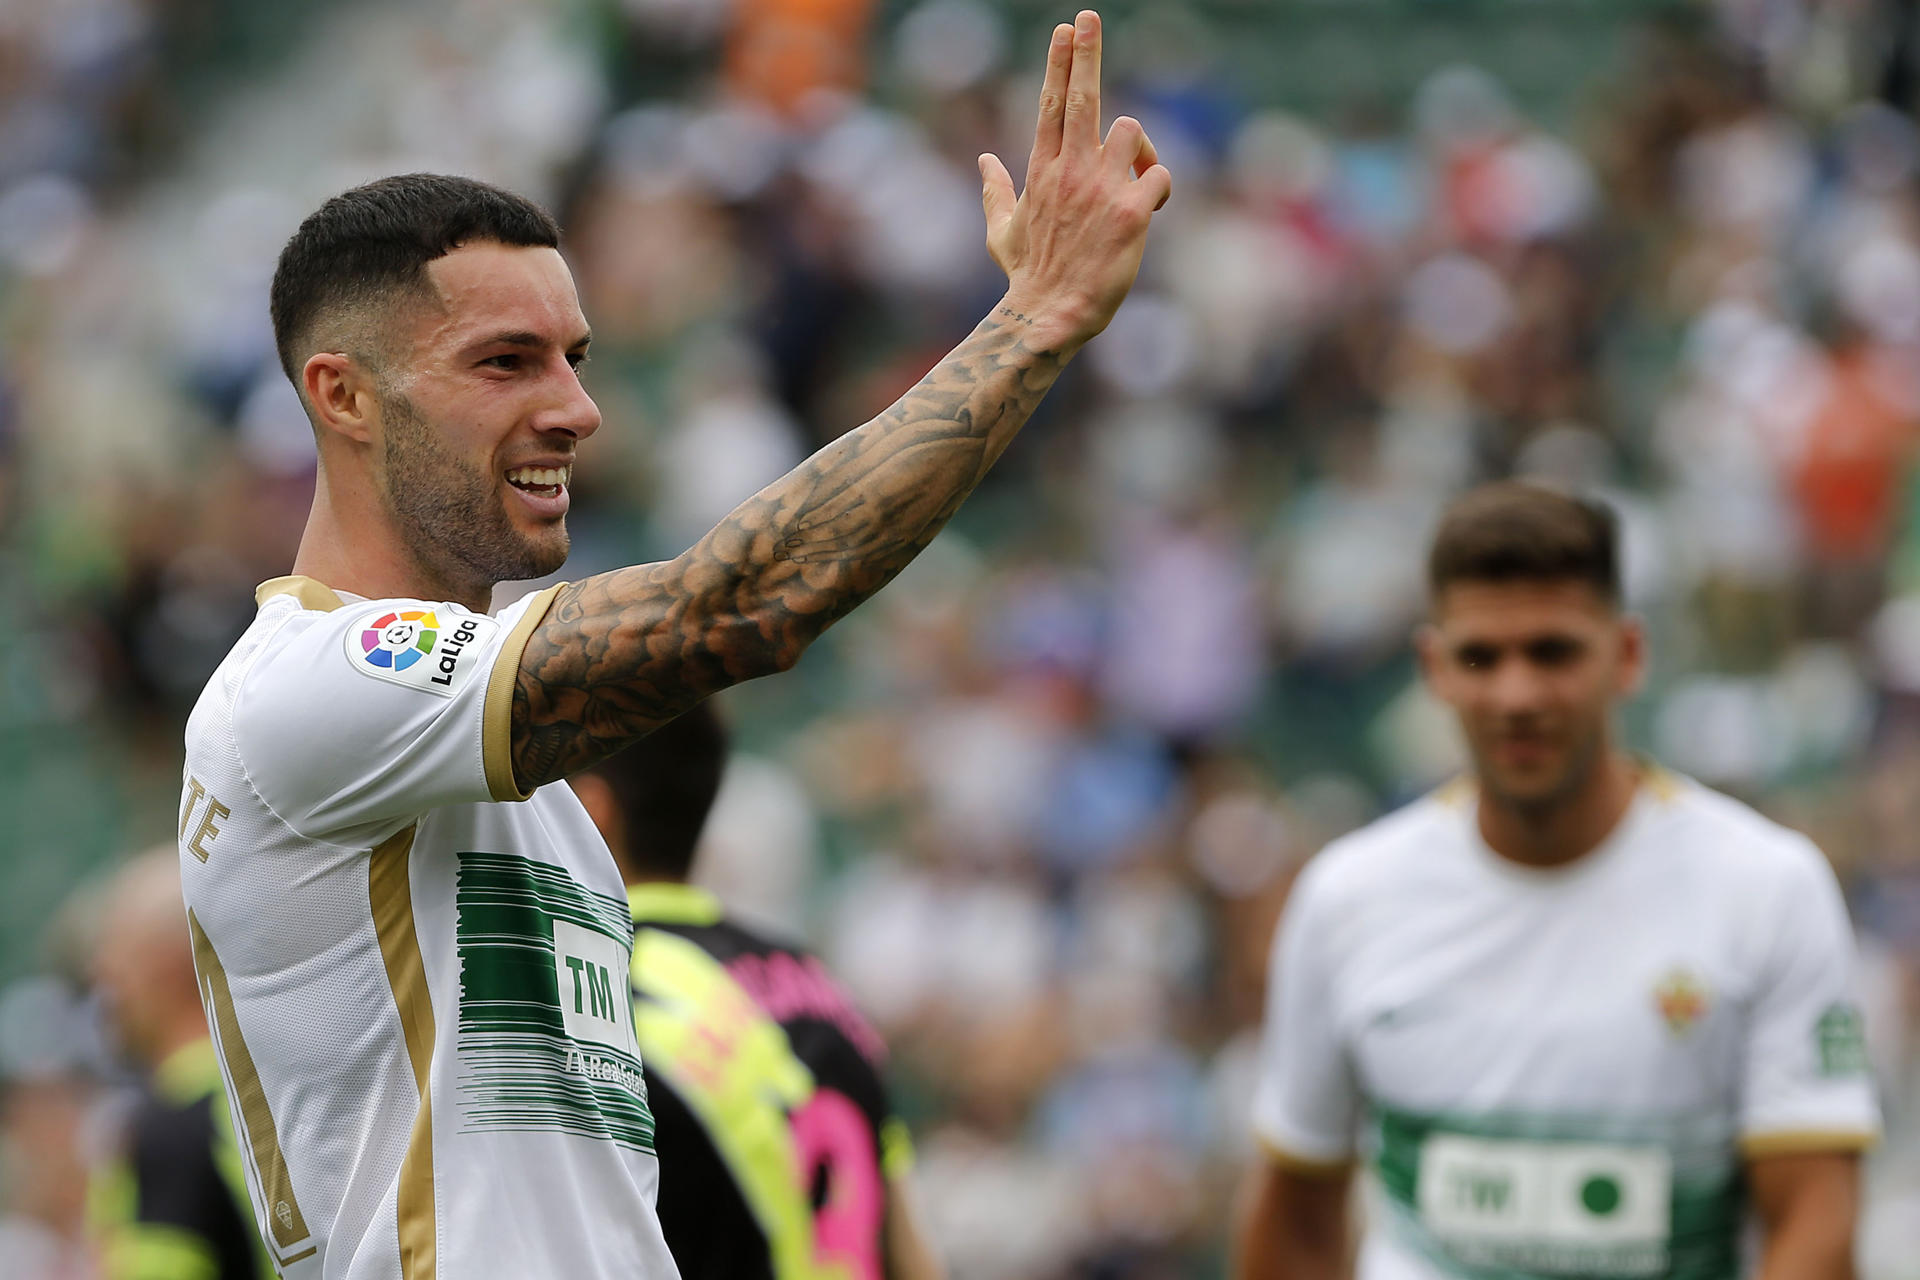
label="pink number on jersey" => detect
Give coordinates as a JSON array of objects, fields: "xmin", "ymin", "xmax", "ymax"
[{"xmin": 789, "ymin": 1087, "xmax": 883, "ymax": 1280}]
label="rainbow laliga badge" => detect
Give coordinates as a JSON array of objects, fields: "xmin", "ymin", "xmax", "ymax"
[{"xmin": 345, "ymin": 605, "xmax": 497, "ymax": 696}]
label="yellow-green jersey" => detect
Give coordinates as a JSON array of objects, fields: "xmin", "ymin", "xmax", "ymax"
[
  {"xmin": 91, "ymin": 1038, "xmax": 271, "ymax": 1280},
  {"xmin": 629, "ymin": 884, "xmax": 913, "ymax": 1280}
]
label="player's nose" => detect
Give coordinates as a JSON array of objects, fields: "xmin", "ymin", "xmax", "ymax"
[
  {"xmin": 1486, "ymin": 658, "xmax": 1549, "ymax": 712},
  {"xmin": 536, "ymin": 361, "xmax": 602, "ymax": 441}
]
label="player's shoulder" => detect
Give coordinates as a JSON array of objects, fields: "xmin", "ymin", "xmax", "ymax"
[
  {"xmin": 707, "ymin": 913, "xmax": 894, "ymax": 1068},
  {"xmin": 1294, "ymin": 784, "xmax": 1466, "ymax": 905},
  {"xmin": 218, "ymin": 578, "xmax": 366, "ymax": 705},
  {"xmin": 639, "ymin": 908, "xmax": 810, "ymax": 968},
  {"xmin": 233, "ymin": 579, "xmax": 514, "ymax": 712},
  {"xmin": 184, "ymin": 583, "xmax": 319, "ymax": 743},
  {"xmin": 1644, "ymin": 765, "xmax": 1832, "ymax": 886},
  {"xmin": 714, "ymin": 910, "xmax": 814, "ymax": 961}
]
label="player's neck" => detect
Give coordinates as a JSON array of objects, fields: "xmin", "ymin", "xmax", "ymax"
[
  {"xmin": 290, "ymin": 475, "xmax": 493, "ymax": 612},
  {"xmin": 1476, "ymin": 750, "xmax": 1640, "ymax": 870}
]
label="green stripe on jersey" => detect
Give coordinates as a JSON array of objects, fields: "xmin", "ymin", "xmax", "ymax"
[
  {"xmin": 454, "ymin": 851, "xmax": 655, "ymax": 1151},
  {"xmin": 1371, "ymin": 1105, "xmax": 1742, "ymax": 1279}
]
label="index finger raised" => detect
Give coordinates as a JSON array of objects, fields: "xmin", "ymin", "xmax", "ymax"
[{"xmin": 1030, "ymin": 22, "xmax": 1074, "ymax": 164}]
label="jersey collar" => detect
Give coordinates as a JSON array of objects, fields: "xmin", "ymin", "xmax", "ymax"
[
  {"xmin": 628, "ymin": 882, "xmax": 724, "ymax": 927},
  {"xmin": 255, "ymin": 575, "xmax": 348, "ymax": 612},
  {"xmin": 1434, "ymin": 757, "xmax": 1686, "ymax": 810}
]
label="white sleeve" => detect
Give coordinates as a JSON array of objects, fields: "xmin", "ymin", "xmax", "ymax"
[
  {"xmin": 232, "ymin": 585, "xmax": 563, "ymax": 842},
  {"xmin": 1738, "ymin": 837, "xmax": 1881, "ymax": 1154},
  {"xmin": 1250, "ymin": 857, "xmax": 1360, "ymax": 1165}
]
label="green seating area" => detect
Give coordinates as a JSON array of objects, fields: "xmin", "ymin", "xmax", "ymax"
[{"xmin": 880, "ymin": 0, "xmax": 1694, "ymax": 120}]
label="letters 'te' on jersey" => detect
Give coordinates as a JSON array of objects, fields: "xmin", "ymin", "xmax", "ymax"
[
  {"xmin": 178, "ymin": 576, "xmax": 680, "ymax": 1280},
  {"xmin": 1253, "ymin": 771, "xmax": 1882, "ymax": 1280}
]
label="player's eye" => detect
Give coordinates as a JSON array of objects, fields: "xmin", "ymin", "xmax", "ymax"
[
  {"xmin": 1527, "ymin": 637, "xmax": 1583, "ymax": 667},
  {"xmin": 1457, "ymin": 645, "xmax": 1498, "ymax": 671},
  {"xmin": 481, "ymin": 354, "xmax": 520, "ymax": 371},
  {"xmin": 567, "ymin": 351, "xmax": 589, "ymax": 371}
]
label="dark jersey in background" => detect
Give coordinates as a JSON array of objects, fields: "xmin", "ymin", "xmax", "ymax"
[
  {"xmin": 628, "ymin": 884, "xmax": 911, "ymax": 1280},
  {"xmin": 90, "ymin": 1039, "xmax": 270, "ymax": 1280}
]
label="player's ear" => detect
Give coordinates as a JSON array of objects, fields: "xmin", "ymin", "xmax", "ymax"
[
  {"xmin": 303, "ymin": 351, "xmax": 376, "ymax": 446},
  {"xmin": 1615, "ymin": 612, "xmax": 1647, "ymax": 697},
  {"xmin": 1415, "ymin": 622, "xmax": 1447, "ymax": 694}
]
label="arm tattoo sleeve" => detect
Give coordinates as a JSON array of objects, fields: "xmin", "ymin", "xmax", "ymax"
[{"xmin": 510, "ymin": 312, "xmax": 1068, "ymax": 791}]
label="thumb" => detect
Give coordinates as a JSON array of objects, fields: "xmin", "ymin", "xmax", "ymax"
[{"xmin": 979, "ymin": 153, "xmax": 1017, "ymax": 233}]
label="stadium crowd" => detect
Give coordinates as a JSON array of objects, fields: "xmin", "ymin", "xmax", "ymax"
[{"xmin": 2, "ymin": 0, "xmax": 1920, "ymax": 1275}]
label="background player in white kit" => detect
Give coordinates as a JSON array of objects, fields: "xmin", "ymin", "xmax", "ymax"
[
  {"xmin": 176, "ymin": 12, "xmax": 1169, "ymax": 1279},
  {"xmin": 1234, "ymin": 483, "xmax": 1880, "ymax": 1280}
]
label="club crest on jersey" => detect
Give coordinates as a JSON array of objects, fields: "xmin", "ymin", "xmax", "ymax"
[
  {"xmin": 1814, "ymin": 1002, "xmax": 1869, "ymax": 1076},
  {"xmin": 1653, "ymin": 969, "xmax": 1709, "ymax": 1035},
  {"xmin": 345, "ymin": 606, "xmax": 496, "ymax": 696}
]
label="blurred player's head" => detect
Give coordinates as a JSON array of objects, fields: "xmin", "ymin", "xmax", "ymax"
[
  {"xmin": 271, "ymin": 174, "xmax": 599, "ymax": 597},
  {"xmin": 1418, "ymin": 483, "xmax": 1643, "ymax": 816},
  {"xmin": 91, "ymin": 847, "xmax": 205, "ymax": 1067},
  {"xmin": 569, "ymin": 703, "xmax": 728, "ymax": 885}
]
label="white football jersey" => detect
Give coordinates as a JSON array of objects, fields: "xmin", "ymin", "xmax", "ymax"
[
  {"xmin": 178, "ymin": 576, "xmax": 680, "ymax": 1280},
  {"xmin": 1252, "ymin": 770, "xmax": 1880, "ymax": 1280}
]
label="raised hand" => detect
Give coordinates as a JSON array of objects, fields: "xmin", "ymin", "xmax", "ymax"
[
  {"xmin": 979, "ymin": 10, "xmax": 1171, "ymax": 354},
  {"xmin": 513, "ymin": 22, "xmax": 1167, "ymax": 791}
]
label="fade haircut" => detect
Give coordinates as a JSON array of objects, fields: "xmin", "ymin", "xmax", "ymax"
[
  {"xmin": 581, "ymin": 703, "xmax": 729, "ymax": 882},
  {"xmin": 1428, "ymin": 482, "xmax": 1621, "ymax": 607},
  {"xmin": 269, "ymin": 173, "xmax": 562, "ymax": 385}
]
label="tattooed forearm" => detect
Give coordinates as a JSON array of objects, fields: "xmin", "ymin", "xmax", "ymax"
[{"xmin": 510, "ymin": 312, "xmax": 1068, "ymax": 791}]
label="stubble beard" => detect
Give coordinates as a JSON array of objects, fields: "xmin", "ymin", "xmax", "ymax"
[
  {"xmin": 1477, "ymin": 721, "xmax": 1606, "ymax": 824},
  {"xmin": 378, "ymin": 388, "xmax": 569, "ymax": 595}
]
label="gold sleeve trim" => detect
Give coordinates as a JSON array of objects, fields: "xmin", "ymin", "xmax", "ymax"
[
  {"xmin": 254, "ymin": 575, "xmax": 346, "ymax": 612},
  {"xmin": 483, "ymin": 583, "xmax": 566, "ymax": 803},
  {"xmin": 1739, "ymin": 1129, "xmax": 1880, "ymax": 1158},
  {"xmin": 370, "ymin": 825, "xmax": 438, "ymax": 1280},
  {"xmin": 187, "ymin": 910, "xmax": 318, "ymax": 1267},
  {"xmin": 1257, "ymin": 1135, "xmax": 1355, "ymax": 1178}
]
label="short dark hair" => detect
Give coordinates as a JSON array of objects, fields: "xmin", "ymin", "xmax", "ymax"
[
  {"xmin": 269, "ymin": 173, "xmax": 562, "ymax": 382},
  {"xmin": 1428, "ymin": 482, "xmax": 1621, "ymax": 605},
  {"xmin": 582, "ymin": 703, "xmax": 729, "ymax": 882}
]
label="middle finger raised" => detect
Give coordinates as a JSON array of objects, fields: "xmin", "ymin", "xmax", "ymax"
[{"xmin": 1062, "ymin": 10, "xmax": 1103, "ymax": 151}]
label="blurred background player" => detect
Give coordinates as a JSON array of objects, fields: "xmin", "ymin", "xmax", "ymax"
[
  {"xmin": 1235, "ymin": 483, "xmax": 1882, "ymax": 1280},
  {"xmin": 88, "ymin": 849, "xmax": 267, "ymax": 1280},
  {"xmin": 572, "ymin": 704, "xmax": 941, "ymax": 1280}
]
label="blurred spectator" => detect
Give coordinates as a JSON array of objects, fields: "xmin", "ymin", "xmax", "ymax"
[
  {"xmin": 0, "ymin": 978, "xmax": 101, "ymax": 1279},
  {"xmin": 87, "ymin": 849, "xmax": 267, "ymax": 1279}
]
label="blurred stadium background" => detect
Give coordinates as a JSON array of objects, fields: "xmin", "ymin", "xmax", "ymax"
[{"xmin": 2, "ymin": 0, "xmax": 1920, "ymax": 1274}]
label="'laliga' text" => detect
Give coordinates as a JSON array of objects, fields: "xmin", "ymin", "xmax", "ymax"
[{"xmin": 429, "ymin": 618, "xmax": 482, "ymax": 687}]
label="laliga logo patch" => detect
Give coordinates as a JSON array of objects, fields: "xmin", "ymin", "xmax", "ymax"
[
  {"xmin": 361, "ymin": 609, "xmax": 438, "ymax": 671},
  {"xmin": 345, "ymin": 606, "xmax": 497, "ymax": 696}
]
